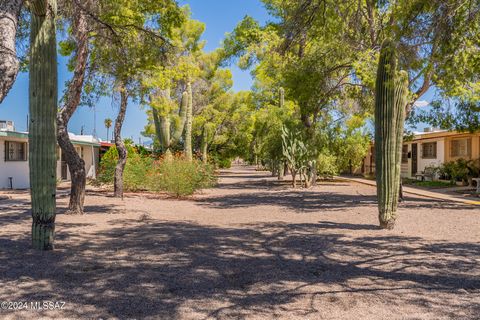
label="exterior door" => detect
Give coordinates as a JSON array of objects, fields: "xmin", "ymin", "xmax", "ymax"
[
  {"xmin": 411, "ymin": 143, "xmax": 418, "ymax": 175},
  {"xmin": 61, "ymin": 151, "xmax": 68, "ymax": 180}
]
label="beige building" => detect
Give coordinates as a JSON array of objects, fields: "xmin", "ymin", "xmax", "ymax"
[{"xmin": 363, "ymin": 129, "xmax": 480, "ymax": 178}]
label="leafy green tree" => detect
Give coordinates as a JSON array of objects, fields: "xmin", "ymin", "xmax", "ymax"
[{"xmin": 89, "ymin": 0, "xmax": 183, "ymax": 198}]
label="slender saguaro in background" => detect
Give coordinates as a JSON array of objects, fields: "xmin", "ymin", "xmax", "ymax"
[
  {"xmin": 185, "ymin": 82, "xmax": 193, "ymax": 161},
  {"xmin": 0, "ymin": 0, "xmax": 24, "ymax": 103},
  {"xmin": 374, "ymin": 39, "xmax": 408, "ymax": 229},
  {"xmin": 29, "ymin": 0, "xmax": 58, "ymax": 250}
]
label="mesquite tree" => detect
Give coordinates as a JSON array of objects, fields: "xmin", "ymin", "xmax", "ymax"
[
  {"xmin": 56, "ymin": 1, "xmax": 90, "ymax": 215},
  {"xmin": 374, "ymin": 39, "xmax": 409, "ymax": 229},
  {"xmin": 0, "ymin": 0, "xmax": 24, "ymax": 103},
  {"xmin": 29, "ymin": 0, "xmax": 58, "ymax": 250}
]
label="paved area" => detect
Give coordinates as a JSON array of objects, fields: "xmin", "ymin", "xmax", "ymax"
[{"xmin": 339, "ymin": 176, "xmax": 480, "ymax": 206}]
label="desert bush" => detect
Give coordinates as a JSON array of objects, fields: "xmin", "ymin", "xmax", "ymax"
[
  {"xmin": 97, "ymin": 145, "xmax": 153, "ymax": 191},
  {"xmin": 439, "ymin": 159, "xmax": 480, "ymax": 184},
  {"xmin": 316, "ymin": 152, "xmax": 339, "ymax": 179},
  {"xmin": 147, "ymin": 156, "xmax": 217, "ymax": 197}
]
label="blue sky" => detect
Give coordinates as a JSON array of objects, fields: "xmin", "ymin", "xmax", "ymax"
[
  {"xmin": 0, "ymin": 0, "xmax": 270, "ymax": 142},
  {"xmin": 0, "ymin": 0, "xmax": 433, "ymax": 142}
]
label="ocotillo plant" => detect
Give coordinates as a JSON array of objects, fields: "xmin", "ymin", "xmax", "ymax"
[
  {"xmin": 29, "ymin": 0, "xmax": 58, "ymax": 250},
  {"xmin": 185, "ymin": 82, "xmax": 193, "ymax": 161},
  {"xmin": 374, "ymin": 39, "xmax": 408, "ymax": 229}
]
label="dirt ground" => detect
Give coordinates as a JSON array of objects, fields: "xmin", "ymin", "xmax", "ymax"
[{"xmin": 0, "ymin": 166, "xmax": 479, "ymax": 319}]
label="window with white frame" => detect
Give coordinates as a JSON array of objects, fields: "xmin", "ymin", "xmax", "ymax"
[
  {"xmin": 5, "ymin": 141, "xmax": 27, "ymax": 161},
  {"xmin": 422, "ymin": 142, "xmax": 437, "ymax": 159},
  {"xmin": 450, "ymin": 138, "xmax": 471, "ymax": 158}
]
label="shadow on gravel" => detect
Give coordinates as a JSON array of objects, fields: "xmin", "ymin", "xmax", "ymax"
[
  {"xmin": 196, "ymin": 190, "xmax": 477, "ymax": 212},
  {"xmin": 0, "ymin": 220, "xmax": 478, "ymax": 319}
]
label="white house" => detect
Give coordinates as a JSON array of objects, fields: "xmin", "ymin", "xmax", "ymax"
[{"xmin": 0, "ymin": 121, "xmax": 100, "ymax": 189}]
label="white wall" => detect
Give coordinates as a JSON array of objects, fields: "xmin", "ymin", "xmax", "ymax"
[
  {"xmin": 58, "ymin": 145, "xmax": 99, "ymax": 181},
  {"xmin": 418, "ymin": 139, "xmax": 445, "ymax": 174},
  {"xmin": 0, "ymin": 137, "xmax": 30, "ymax": 189},
  {"xmin": 1, "ymin": 137, "xmax": 99, "ymax": 189}
]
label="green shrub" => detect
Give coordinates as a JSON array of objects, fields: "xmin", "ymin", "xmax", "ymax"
[
  {"xmin": 98, "ymin": 146, "xmax": 216, "ymax": 196},
  {"xmin": 439, "ymin": 158, "xmax": 480, "ymax": 184},
  {"xmin": 147, "ymin": 157, "xmax": 217, "ymax": 197},
  {"xmin": 97, "ymin": 145, "xmax": 153, "ymax": 191},
  {"xmin": 316, "ymin": 152, "xmax": 339, "ymax": 178}
]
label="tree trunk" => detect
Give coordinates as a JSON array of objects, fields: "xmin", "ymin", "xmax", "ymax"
[
  {"xmin": 201, "ymin": 126, "xmax": 208, "ymax": 164},
  {"xmin": 291, "ymin": 169, "xmax": 297, "ymax": 188},
  {"xmin": 29, "ymin": 0, "xmax": 57, "ymax": 250},
  {"xmin": 278, "ymin": 161, "xmax": 284, "ymax": 180},
  {"xmin": 0, "ymin": 0, "xmax": 24, "ymax": 103},
  {"xmin": 114, "ymin": 85, "xmax": 128, "ymax": 198},
  {"xmin": 56, "ymin": 4, "xmax": 89, "ymax": 215},
  {"xmin": 184, "ymin": 82, "xmax": 193, "ymax": 161}
]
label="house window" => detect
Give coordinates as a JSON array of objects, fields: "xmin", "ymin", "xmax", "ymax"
[
  {"xmin": 5, "ymin": 141, "xmax": 27, "ymax": 161},
  {"xmin": 402, "ymin": 145, "xmax": 409, "ymax": 163},
  {"xmin": 422, "ymin": 142, "xmax": 437, "ymax": 159},
  {"xmin": 451, "ymin": 138, "xmax": 471, "ymax": 158}
]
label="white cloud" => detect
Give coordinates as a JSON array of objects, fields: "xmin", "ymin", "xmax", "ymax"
[{"xmin": 414, "ymin": 100, "xmax": 430, "ymax": 108}]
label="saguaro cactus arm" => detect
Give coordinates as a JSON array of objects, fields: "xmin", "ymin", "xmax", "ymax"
[{"xmin": 172, "ymin": 91, "xmax": 188, "ymax": 142}]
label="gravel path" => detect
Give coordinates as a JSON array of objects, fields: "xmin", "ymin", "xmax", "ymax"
[{"xmin": 0, "ymin": 166, "xmax": 479, "ymax": 319}]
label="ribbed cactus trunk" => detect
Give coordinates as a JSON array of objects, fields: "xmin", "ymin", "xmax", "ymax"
[
  {"xmin": 185, "ymin": 82, "xmax": 193, "ymax": 161},
  {"xmin": 172, "ymin": 91, "xmax": 188, "ymax": 142},
  {"xmin": 374, "ymin": 39, "xmax": 407, "ymax": 229},
  {"xmin": 152, "ymin": 90, "xmax": 187, "ymax": 155},
  {"xmin": 29, "ymin": 0, "xmax": 58, "ymax": 250}
]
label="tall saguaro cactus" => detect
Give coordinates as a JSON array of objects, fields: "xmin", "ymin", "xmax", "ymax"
[
  {"xmin": 29, "ymin": 0, "xmax": 58, "ymax": 250},
  {"xmin": 152, "ymin": 89, "xmax": 187, "ymax": 155},
  {"xmin": 185, "ymin": 82, "xmax": 193, "ymax": 161},
  {"xmin": 374, "ymin": 39, "xmax": 408, "ymax": 229}
]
